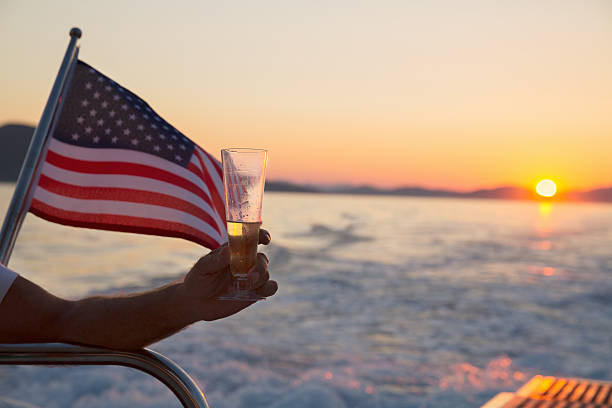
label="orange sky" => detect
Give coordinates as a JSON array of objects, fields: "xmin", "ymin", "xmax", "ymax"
[{"xmin": 1, "ymin": 1, "xmax": 611, "ymax": 192}]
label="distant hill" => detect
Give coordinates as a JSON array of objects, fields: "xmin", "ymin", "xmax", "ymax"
[
  {"xmin": 1, "ymin": 123, "xmax": 611, "ymax": 203},
  {"xmin": 268, "ymin": 181, "xmax": 534, "ymax": 200},
  {"xmin": 564, "ymin": 187, "xmax": 612, "ymax": 203},
  {"xmin": 265, "ymin": 180, "xmax": 319, "ymax": 193},
  {"xmin": 0, "ymin": 124, "xmax": 34, "ymax": 182}
]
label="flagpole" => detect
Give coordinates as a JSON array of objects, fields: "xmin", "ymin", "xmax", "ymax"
[{"xmin": 0, "ymin": 28, "xmax": 82, "ymax": 265}]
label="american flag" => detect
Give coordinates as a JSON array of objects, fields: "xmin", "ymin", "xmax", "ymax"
[{"xmin": 29, "ymin": 60, "xmax": 227, "ymax": 249}]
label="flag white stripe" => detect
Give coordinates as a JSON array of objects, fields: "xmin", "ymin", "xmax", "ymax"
[
  {"xmin": 196, "ymin": 147, "xmax": 224, "ymax": 198},
  {"xmin": 40, "ymin": 161, "xmax": 220, "ymax": 222},
  {"xmin": 48, "ymin": 138, "xmax": 210, "ymax": 195},
  {"xmin": 33, "ymin": 187, "xmax": 223, "ymax": 244},
  {"xmin": 47, "ymin": 138, "xmax": 224, "ymax": 230},
  {"xmin": 189, "ymin": 154, "xmax": 203, "ymax": 172}
]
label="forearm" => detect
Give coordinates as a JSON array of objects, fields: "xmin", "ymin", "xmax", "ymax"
[
  {"xmin": 0, "ymin": 276, "xmax": 201, "ymax": 351},
  {"xmin": 59, "ymin": 281, "xmax": 199, "ymax": 350}
]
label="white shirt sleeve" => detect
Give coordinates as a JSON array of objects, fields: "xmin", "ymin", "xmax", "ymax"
[{"xmin": 0, "ymin": 263, "xmax": 18, "ymax": 304}]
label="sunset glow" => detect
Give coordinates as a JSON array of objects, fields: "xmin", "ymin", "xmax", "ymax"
[
  {"xmin": 536, "ymin": 180, "xmax": 557, "ymax": 198},
  {"xmin": 1, "ymin": 2, "xmax": 611, "ymax": 192}
]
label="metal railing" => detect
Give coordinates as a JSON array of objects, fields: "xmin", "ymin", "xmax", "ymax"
[
  {"xmin": 0, "ymin": 343, "xmax": 209, "ymax": 408},
  {"xmin": 0, "ymin": 28, "xmax": 210, "ymax": 408}
]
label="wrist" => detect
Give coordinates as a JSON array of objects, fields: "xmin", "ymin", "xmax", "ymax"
[{"xmin": 177, "ymin": 281, "xmax": 206, "ymax": 323}]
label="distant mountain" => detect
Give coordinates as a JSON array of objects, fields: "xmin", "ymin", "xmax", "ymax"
[
  {"xmin": 1, "ymin": 123, "xmax": 610, "ymax": 203},
  {"xmin": 267, "ymin": 180, "xmax": 533, "ymax": 200},
  {"xmin": 0, "ymin": 124, "xmax": 34, "ymax": 182},
  {"xmin": 265, "ymin": 181, "xmax": 319, "ymax": 193},
  {"xmin": 464, "ymin": 186, "xmax": 531, "ymax": 200},
  {"xmin": 564, "ymin": 187, "xmax": 612, "ymax": 203}
]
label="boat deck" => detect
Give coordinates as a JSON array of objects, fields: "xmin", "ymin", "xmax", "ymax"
[{"xmin": 482, "ymin": 376, "xmax": 612, "ymax": 408}]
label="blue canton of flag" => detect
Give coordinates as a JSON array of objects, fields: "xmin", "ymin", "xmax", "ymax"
[{"xmin": 55, "ymin": 61, "xmax": 195, "ymax": 167}]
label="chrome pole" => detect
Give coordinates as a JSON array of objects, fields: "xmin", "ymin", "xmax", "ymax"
[
  {"xmin": 0, "ymin": 343, "xmax": 210, "ymax": 408},
  {"xmin": 0, "ymin": 27, "xmax": 81, "ymax": 265}
]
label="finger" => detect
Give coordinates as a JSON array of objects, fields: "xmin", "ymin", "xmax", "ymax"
[
  {"xmin": 202, "ymin": 299, "xmax": 253, "ymax": 321},
  {"xmin": 258, "ymin": 229, "xmax": 271, "ymax": 245},
  {"xmin": 194, "ymin": 244, "xmax": 229, "ymax": 275},
  {"xmin": 256, "ymin": 280, "xmax": 278, "ymax": 297},
  {"xmin": 248, "ymin": 253, "xmax": 269, "ymax": 288},
  {"xmin": 208, "ymin": 267, "xmax": 232, "ymax": 297}
]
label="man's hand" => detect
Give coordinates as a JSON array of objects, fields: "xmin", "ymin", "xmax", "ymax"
[
  {"xmin": 0, "ymin": 231, "xmax": 277, "ymax": 350},
  {"xmin": 184, "ymin": 228, "xmax": 278, "ymax": 321}
]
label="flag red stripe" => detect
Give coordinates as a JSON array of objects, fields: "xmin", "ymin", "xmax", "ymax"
[
  {"xmin": 193, "ymin": 149, "xmax": 226, "ymax": 221},
  {"xmin": 45, "ymin": 149, "xmax": 215, "ymax": 209},
  {"xmin": 30, "ymin": 198, "xmax": 220, "ymax": 249},
  {"xmin": 37, "ymin": 174, "xmax": 223, "ymax": 235},
  {"xmin": 201, "ymin": 148, "xmax": 223, "ymax": 179}
]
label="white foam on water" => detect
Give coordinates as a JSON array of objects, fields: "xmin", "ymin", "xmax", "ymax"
[{"xmin": 1, "ymin": 190, "xmax": 611, "ymax": 407}]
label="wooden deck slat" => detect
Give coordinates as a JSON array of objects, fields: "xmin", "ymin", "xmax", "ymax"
[
  {"xmin": 558, "ymin": 381, "xmax": 579, "ymax": 401},
  {"xmin": 547, "ymin": 380, "xmax": 569, "ymax": 399},
  {"xmin": 593, "ymin": 385, "xmax": 610, "ymax": 404},
  {"xmin": 583, "ymin": 385, "xmax": 601, "ymax": 403},
  {"xmin": 569, "ymin": 383, "xmax": 589, "ymax": 402},
  {"xmin": 521, "ymin": 398, "xmax": 541, "ymax": 408}
]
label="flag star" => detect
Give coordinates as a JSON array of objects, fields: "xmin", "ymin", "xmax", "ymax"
[
  {"xmin": 151, "ymin": 123, "xmax": 157, "ymax": 129},
  {"xmin": 129, "ymin": 114, "xmax": 136, "ymax": 120},
  {"xmin": 109, "ymin": 110, "xmax": 116, "ymax": 118},
  {"xmin": 81, "ymin": 99, "xmax": 89, "ymax": 107},
  {"xmin": 72, "ymin": 133, "xmax": 79, "ymax": 140},
  {"xmin": 97, "ymin": 76, "xmax": 104, "ymax": 82},
  {"xmin": 88, "ymin": 68, "xmax": 95, "ymax": 74},
  {"xmin": 166, "ymin": 144, "xmax": 174, "ymax": 150},
  {"xmin": 171, "ymin": 135, "xmax": 177, "ymax": 140},
  {"xmin": 89, "ymin": 109, "xmax": 97, "ymax": 117},
  {"xmin": 145, "ymin": 134, "xmax": 152, "ymax": 141},
  {"xmin": 113, "ymin": 95, "xmax": 120, "ymax": 101},
  {"xmin": 116, "ymin": 119, "xmax": 123, "ymax": 126},
  {"xmin": 93, "ymin": 91, "xmax": 100, "ymax": 99},
  {"xmin": 123, "ymin": 128, "xmax": 131, "ymax": 136},
  {"xmin": 118, "ymin": 87, "xmax": 124, "ymax": 93},
  {"xmin": 143, "ymin": 114, "xmax": 149, "ymax": 119},
  {"xmin": 104, "ymin": 128, "xmax": 111, "ymax": 135},
  {"xmin": 97, "ymin": 119, "xmax": 104, "ymax": 126},
  {"xmin": 131, "ymin": 138, "xmax": 139, "ymax": 145},
  {"xmin": 76, "ymin": 116, "xmax": 85, "ymax": 124},
  {"xmin": 104, "ymin": 85, "xmax": 112, "ymax": 91},
  {"xmin": 175, "ymin": 154, "xmax": 182, "ymax": 161},
  {"xmin": 153, "ymin": 145, "xmax": 161, "ymax": 152},
  {"xmin": 126, "ymin": 95, "xmax": 132, "ymax": 101},
  {"xmin": 179, "ymin": 144, "xmax": 186, "ymax": 150},
  {"xmin": 163, "ymin": 125, "xmax": 169, "ymax": 130},
  {"xmin": 155, "ymin": 117, "xmax": 161, "ymax": 122},
  {"xmin": 93, "ymin": 136, "xmax": 101, "ymax": 143},
  {"xmin": 121, "ymin": 104, "xmax": 128, "ymax": 111},
  {"xmin": 159, "ymin": 134, "xmax": 166, "ymax": 140},
  {"xmin": 111, "ymin": 136, "xmax": 119, "ymax": 143},
  {"xmin": 134, "ymin": 105, "xmax": 141, "ymax": 110},
  {"xmin": 137, "ymin": 124, "xmax": 144, "ymax": 131},
  {"xmin": 85, "ymin": 82, "xmax": 92, "ymax": 90},
  {"xmin": 146, "ymin": 106, "xmax": 152, "ymax": 112},
  {"xmin": 85, "ymin": 126, "xmax": 92, "ymax": 134},
  {"xmin": 101, "ymin": 101, "xmax": 109, "ymax": 108}
]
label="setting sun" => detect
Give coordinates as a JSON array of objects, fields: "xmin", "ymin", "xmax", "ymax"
[{"xmin": 536, "ymin": 179, "xmax": 557, "ymax": 197}]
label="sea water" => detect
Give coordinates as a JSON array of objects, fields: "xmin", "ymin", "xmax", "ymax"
[{"xmin": 0, "ymin": 184, "xmax": 610, "ymax": 408}]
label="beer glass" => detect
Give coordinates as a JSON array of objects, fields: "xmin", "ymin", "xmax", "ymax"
[{"xmin": 218, "ymin": 148, "xmax": 268, "ymax": 301}]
